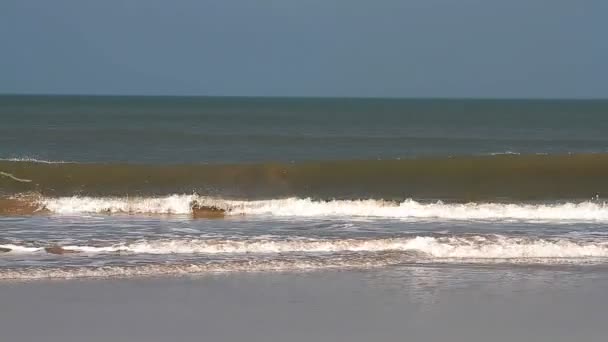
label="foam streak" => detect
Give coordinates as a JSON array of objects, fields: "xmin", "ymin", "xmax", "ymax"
[{"xmin": 3, "ymin": 236, "xmax": 608, "ymax": 259}]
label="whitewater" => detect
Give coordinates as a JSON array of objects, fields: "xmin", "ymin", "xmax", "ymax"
[
  {"xmin": 34, "ymin": 195, "xmax": 608, "ymax": 222},
  {"xmin": 2, "ymin": 235, "xmax": 608, "ymax": 259},
  {"xmin": 6, "ymin": 194, "xmax": 608, "ymax": 280}
]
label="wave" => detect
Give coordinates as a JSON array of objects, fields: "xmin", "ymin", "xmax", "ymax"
[
  {"xmin": 488, "ymin": 151, "xmax": 521, "ymax": 156},
  {"xmin": 3, "ymin": 235, "xmax": 608, "ymax": 259},
  {"xmin": 0, "ymin": 157, "xmax": 72, "ymax": 164},
  {"xmin": 0, "ymin": 254, "xmax": 403, "ymax": 280},
  {"xmin": 3, "ymin": 154, "xmax": 608, "ymax": 201},
  {"xmin": 3, "ymin": 235, "xmax": 608, "ymax": 280},
  {"xmin": 14, "ymin": 195, "xmax": 608, "ymax": 222}
]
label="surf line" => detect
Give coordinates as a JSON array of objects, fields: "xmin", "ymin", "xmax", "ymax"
[{"xmin": 0, "ymin": 171, "xmax": 32, "ymax": 183}]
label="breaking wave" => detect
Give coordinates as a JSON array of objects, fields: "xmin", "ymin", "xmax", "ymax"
[
  {"xmin": 3, "ymin": 234, "xmax": 608, "ymax": 280},
  {"xmin": 3, "ymin": 235, "xmax": 608, "ymax": 259},
  {"xmin": 32, "ymin": 195, "xmax": 608, "ymax": 222}
]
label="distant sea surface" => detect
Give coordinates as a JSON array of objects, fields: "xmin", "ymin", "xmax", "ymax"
[
  {"xmin": 2, "ymin": 95, "xmax": 608, "ymax": 163},
  {"xmin": 2, "ymin": 95, "xmax": 608, "ymax": 280}
]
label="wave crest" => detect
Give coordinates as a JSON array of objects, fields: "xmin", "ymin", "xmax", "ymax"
[
  {"xmin": 3, "ymin": 235, "xmax": 608, "ymax": 259},
  {"xmin": 35, "ymin": 196, "xmax": 608, "ymax": 222}
]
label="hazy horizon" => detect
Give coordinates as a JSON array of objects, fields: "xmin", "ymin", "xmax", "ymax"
[{"xmin": 2, "ymin": 93, "xmax": 608, "ymax": 101}]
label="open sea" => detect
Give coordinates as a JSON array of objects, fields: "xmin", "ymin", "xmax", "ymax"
[{"xmin": 2, "ymin": 95, "xmax": 608, "ymax": 280}]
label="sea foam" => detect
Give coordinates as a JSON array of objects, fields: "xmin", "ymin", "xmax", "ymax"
[
  {"xmin": 3, "ymin": 235, "xmax": 608, "ymax": 259},
  {"xmin": 39, "ymin": 195, "xmax": 608, "ymax": 222},
  {"xmin": 3, "ymin": 235, "xmax": 608, "ymax": 280}
]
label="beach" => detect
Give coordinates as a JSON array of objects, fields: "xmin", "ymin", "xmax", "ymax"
[
  {"xmin": 2, "ymin": 266, "xmax": 608, "ymax": 342},
  {"xmin": 4, "ymin": 0, "xmax": 608, "ymax": 339},
  {"xmin": 2, "ymin": 96, "xmax": 608, "ymax": 340}
]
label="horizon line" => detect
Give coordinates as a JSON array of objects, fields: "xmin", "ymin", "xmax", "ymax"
[{"xmin": 1, "ymin": 93, "xmax": 607, "ymax": 101}]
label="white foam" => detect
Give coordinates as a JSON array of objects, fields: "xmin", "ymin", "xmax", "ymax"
[
  {"xmin": 5, "ymin": 236, "xmax": 608, "ymax": 259},
  {"xmin": 43, "ymin": 194, "xmax": 196, "ymax": 215},
  {"xmin": 0, "ymin": 256, "xmax": 394, "ymax": 280},
  {"xmin": 0, "ymin": 157, "xmax": 71, "ymax": 164},
  {"xmin": 40, "ymin": 195, "xmax": 608, "ymax": 222},
  {"xmin": 4, "ymin": 236, "xmax": 608, "ymax": 280},
  {"xmin": 489, "ymin": 151, "xmax": 521, "ymax": 156},
  {"xmin": 3, "ymin": 236, "xmax": 608, "ymax": 281},
  {"xmin": 0, "ymin": 244, "xmax": 41, "ymax": 253}
]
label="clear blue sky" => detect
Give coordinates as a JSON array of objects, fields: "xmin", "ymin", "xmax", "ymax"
[{"xmin": 1, "ymin": 0, "xmax": 606, "ymax": 98}]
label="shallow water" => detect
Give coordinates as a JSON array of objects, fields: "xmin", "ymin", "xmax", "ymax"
[
  {"xmin": 2, "ymin": 213, "xmax": 608, "ymax": 280},
  {"xmin": 2, "ymin": 95, "xmax": 608, "ymax": 280}
]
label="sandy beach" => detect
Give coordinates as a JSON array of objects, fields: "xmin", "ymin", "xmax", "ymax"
[
  {"xmin": 3, "ymin": 1, "xmax": 608, "ymax": 340},
  {"xmin": 2, "ymin": 265, "xmax": 607, "ymax": 342}
]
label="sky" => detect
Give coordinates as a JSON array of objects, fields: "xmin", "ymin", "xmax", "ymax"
[{"xmin": 1, "ymin": 0, "xmax": 607, "ymax": 98}]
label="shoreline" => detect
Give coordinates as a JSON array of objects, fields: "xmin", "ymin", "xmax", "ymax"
[{"xmin": 1, "ymin": 267, "xmax": 608, "ymax": 342}]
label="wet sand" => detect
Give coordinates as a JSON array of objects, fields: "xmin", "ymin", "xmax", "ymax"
[{"xmin": 1, "ymin": 265, "xmax": 608, "ymax": 342}]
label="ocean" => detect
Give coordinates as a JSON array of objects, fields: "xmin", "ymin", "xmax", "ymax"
[{"xmin": 2, "ymin": 95, "xmax": 608, "ymax": 280}]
